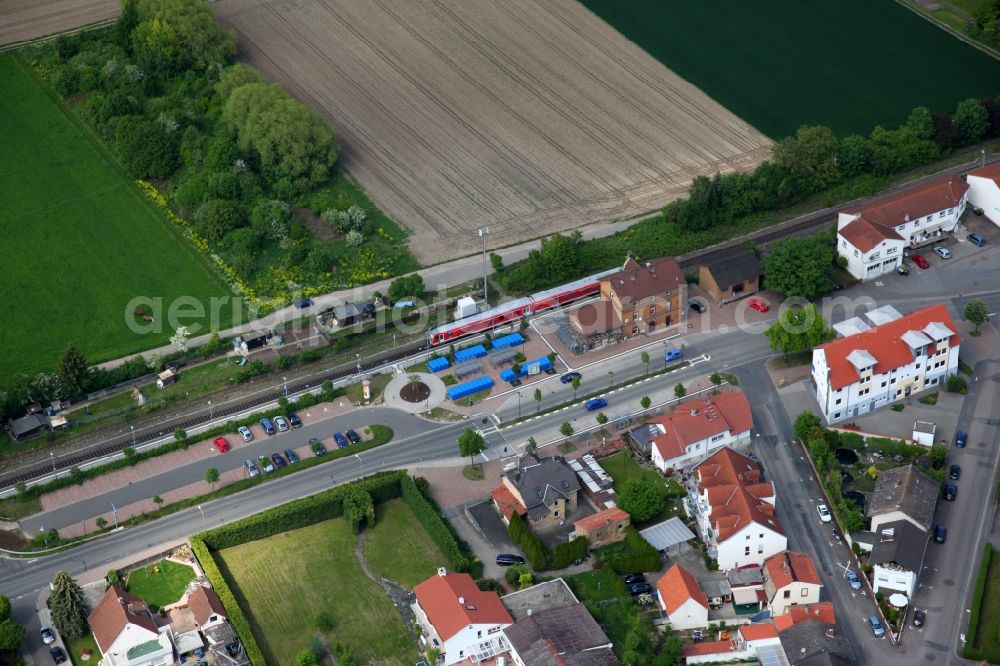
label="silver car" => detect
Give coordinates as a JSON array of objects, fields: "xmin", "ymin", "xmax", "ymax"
[
  {"xmin": 934, "ymin": 246, "xmax": 951, "ymax": 259},
  {"xmin": 237, "ymin": 426, "xmax": 254, "ymax": 442},
  {"xmin": 273, "ymin": 416, "xmax": 289, "ymax": 432},
  {"xmin": 244, "ymin": 459, "xmax": 260, "ymax": 478}
]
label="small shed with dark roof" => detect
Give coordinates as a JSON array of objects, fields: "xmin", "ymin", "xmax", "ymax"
[{"xmin": 698, "ymin": 247, "xmax": 762, "ymax": 304}]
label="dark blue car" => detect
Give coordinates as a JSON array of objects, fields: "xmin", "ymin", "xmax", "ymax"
[
  {"xmin": 560, "ymin": 372, "xmax": 581, "ymax": 384},
  {"xmin": 955, "ymin": 430, "xmax": 967, "ymax": 447},
  {"xmin": 334, "ymin": 432, "xmax": 349, "ymax": 448},
  {"xmin": 585, "ymin": 398, "xmax": 607, "ymax": 412}
]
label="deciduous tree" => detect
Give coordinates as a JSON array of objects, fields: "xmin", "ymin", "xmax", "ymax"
[
  {"xmin": 137, "ymin": 0, "xmax": 235, "ymax": 69},
  {"xmin": 764, "ymin": 303, "xmax": 835, "ymax": 355},
  {"xmin": 618, "ymin": 479, "xmax": 666, "ymax": 522},
  {"xmin": 761, "ymin": 234, "xmax": 835, "ymax": 297},
  {"xmin": 458, "ymin": 428, "xmax": 486, "ymax": 469},
  {"xmin": 964, "ymin": 299, "xmax": 989, "ymax": 331},
  {"xmin": 954, "ymin": 98, "xmax": 990, "ymax": 146},
  {"xmin": 204, "ymin": 467, "xmax": 219, "ymax": 490},
  {"xmin": 674, "ymin": 383, "xmax": 686, "ymax": 399}
]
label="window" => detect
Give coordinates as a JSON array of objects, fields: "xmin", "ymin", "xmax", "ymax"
[
  {"xmin": 710, "ymin": 433, "xmax": 725, "ymax": 442},
  {"xmin": 833, "ymin": 412, "xmax": 841, "ymax": 419},
  {"xmin": 947, "ymin": 208, "xmax": 953, "ymax": 214},
  {"xmin": 801, "ymin": 588, "xmax": 809, "ymax": 597},
  {"xmin": 887, "ymin": 246, "xmax": 896, "ymax": 254},
  {"xmin": 759, "ymin": 533, "xmax": 763, "ymax": 539},
  {"xmin": 841, "ymin": 240, "xmax": 848, "ymax": 248},
  {"xmin": 881, "ymin": 381, "xmax": 886, "ymax": 388},
  {"xmin": 746, "ymin": 534, "xmax": 751, "ymax": 540},
  {"xmin": 478, "ymin": 631, "xmax": 482, "ymax": 638},
  {"xmin": 783, "ymin": 590, "xmax": 791, "ymax": 599},
  {"xmin": 854, "ymin": 249, "xmax": 859, "ymax": 257},
  {"xmin": 835, "ymin": 398, "xmax": 842, "ymax": 405},
  {"xmin": 939, "ymin": 211, "xmax": 946, "ymax": 218},
  {"xmin": 649, "ymin": 306, "xmax": 656, "ymax": 315},
  {"xmin": 554, "ymin": 510, "xmax": 559, "ymax": 517},
  {"xmin": 632, "ymin": 326, "xmax": 639, "ymax": 335},
  {"xmin": 758, "ymin": 544, "xmax": 764, "ymax": 554},
  {"xmin": 745, "ymin": 546, "xmax": 751, "ymax": 556},
  {"xmin": 870, "ymin": 251, "xmax": 880, "ymax": 260}
]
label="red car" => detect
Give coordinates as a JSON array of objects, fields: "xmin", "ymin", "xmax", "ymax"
[
  {"xmin": 748, "ymin": 297, "xmax": 770, "ymax": 312},
  {"xmin": 212, "ymin": 437, "xmax": 231, "ymax": 453},
  {"xmin": 912, "ymin": 254, "xmax": 930, "ymax": 269}
]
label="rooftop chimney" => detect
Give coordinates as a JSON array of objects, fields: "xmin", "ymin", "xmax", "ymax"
[
  {"xmin": 527, "ymin": 608, "xmax": 532, "ymax": 616},
  {"xmin": 458, "ymin": 596, "xmax": 465, "ymax": 605},
  {"xmin": 437, "ymin": 567, "xmax": 447, "ymax": 577},
  {"xmin": 825, "ymin": 627, "xmax": 836, "ymax": 638}
]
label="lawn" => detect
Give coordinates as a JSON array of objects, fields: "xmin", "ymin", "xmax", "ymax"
[
  {"xmin": 600, "ymin": 451, "xmax": 685, "ymax": 525},
  {"xmin": 216, "ymin": 499, "xmax": 424, "ymax": 665},
  {"xmin": 578, "ymin": 0, "xmax": 1000, "ymax": 138},
  {"xmin": 0, "ymin": 53, "xmax": 233, "ymax": 380},
  {"xmin": 66, "ymin": 633, "xmax": 100, "ymax": 664},
  {"xmin": 125, "ymin": 559, "xmax": 196, "ymax": 611},
  {"xmin": 362, "ymin": 500, "xmax": 449, "ymax": 587},
  {"xmin": 971, "ymin": 545, "xmax": 1000, "ymax": 658}
]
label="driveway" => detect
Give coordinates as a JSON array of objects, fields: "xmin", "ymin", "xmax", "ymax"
[{"xmin": 453, "ymin": 503, "xmax": 518, "ymax": 580}]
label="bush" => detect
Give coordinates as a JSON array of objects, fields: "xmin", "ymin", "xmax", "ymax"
[
  {"xmin": 506, "ymin": 512, "xmax": 547, "ymax": 570},
  {"xmin": 400, "ymin": 476, "xmax": 470, "ymax": 572},
  {"xmin": 598, "ymin": 527, "xmax": 661, "ymax": 573},
  {"xmin": 548, "ymin": 537, "xmax": 588, "ymax": 570},
  {"xmin": 947, "ymin": 375, "xmax": 967, "ymax": 394}
]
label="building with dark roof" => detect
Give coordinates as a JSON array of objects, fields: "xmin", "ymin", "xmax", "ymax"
[
  {"xmin": 500, "ymin": 578, "xmax": 579, "ymax": 620},
  {"xmin": 698, "ymin": 247, "xmax": 762, "ymax": 304},
  {"xmin": 496, "ymin": 453, "xmax": 581, "ymax": 530},
  {"xmin": 869, "ymin": 519, "xmax": 929, "ymax": 598},
  {"xmin": 502, "ymin": 603, "xmax": 618, "ymax": 666},
  {"xmin": 779, "ymin": 620, "xmax": 855, "ymax": 665},
  {"xmin": 867, "ymin": 465, "xmax": 939, "ymax": 533},
  {"xmin": 9, "ymin": 413, "xmax": 48, "ymax": 441}
]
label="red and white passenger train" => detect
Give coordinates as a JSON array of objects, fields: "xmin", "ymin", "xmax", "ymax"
[{"xmin": 427, "ymin": 268, "xmax": 620, "ymax": 345}]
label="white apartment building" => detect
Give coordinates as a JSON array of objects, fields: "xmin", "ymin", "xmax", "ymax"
[
  {"xmin": 966, "ymin": 162, "xmax": 1000, "ymax": 226},
  {"xmin": 813, "ymin": 304, "xmax": 959, "ymax": 424}
]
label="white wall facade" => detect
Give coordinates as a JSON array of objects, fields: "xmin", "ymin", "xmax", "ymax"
[
  {"xmin": 443, "ymin": 624, "xmax": 509, "ymax": 665},
  {"xmin": 871, "ymin": 511, "xmax": 927, "ymax": 535},
  {"xmin": 967, "ymin": 175, "xmax": 1000, "ymax": 226},
  {"xmin": 716, "ymin": 523, "xmax": 787, "ymax": 572},
  {"xmin": 836, "ymin": 225, "xmax": 906, "ymax": 281},
  {"xmin": 812, "ymin": 339, "xmax": 959, "ymax": 425},
  {"xmin": 873, "ymin": 564, "xmax": 917, "ymax": 598},
  {"xmin": 102, "ymin": 628, "xmax": 174, "ymax": 666},
  {"xmin": 652, "ymin": 428, "xmax": 751, "ymax": 473},
  {"xmin": 685, "ymin": 647, "xmax": 753, "ymax": 664},
  {"xmin": 767, "ymin": 582, "xmax": 822, "ymax": 616},
  {"xmin": 661, "ymin": 597, "xmax": 709, "ymax": 630}
]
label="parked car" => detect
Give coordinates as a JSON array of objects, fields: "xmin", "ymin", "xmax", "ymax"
[
  {"xmin": 260, "ymin": 418, "xmax": 276, "ymax": 436},
  {"xmin": 273, "ymin": 416, "xmax": 289, "ymax": 432},
  {"xmin": 689, "ymin": 299, "xmax": 707, "ymax": 313},
  {"xmin": 496, "ymin": 553, "xmax": 525, "ymax": 566},
  {"xmin": 40, "ymin": 627, "xmax": 55, "ymax": 644},
  {"xmin": 896, "ymin": 264, "xmax": 909, "ymax": 275},
  {"xmin": 627, "ymin": 582, "xmax": 652, "ymax": 596},
  {"xmin": 309, "ymin": 438, "xmax": 327, "ymax": 456},
  {"xmin": 949, "ymin": 464, "xmax": 961, "ymax": 480},
  {"xmin": 845, "ymin": 570, "xmax": 862, "ymax": 590},
  {"xmin": 816, "ymin": 504, "xmax": 832, "ymax": 523},
  {"xmin": 956, "ymin": 430, "xmax": 967, "ymax": 447},
  {"xmin": 585, "ymin": 398, "xmax": 608, "ymax": 412},
  {"xmin": 50, "ymin": 647, "xmax": 67, "ymax": 664},
  {"xmin": 560, "ymin": 372, "xmax": 581, "ymax": 384},
  {"xmin": 271, "ymin": 453, "xmax": 288, "ymax": 469},
  {"xmin": 748, "ymin": 297, "xmax": 769, "ymax": 312},
  {"xmin": 968, "ymin": 233, "xmax": 987, "ymax": 247},
  {"xmin": 912, "ymin": 609, "xmax": 926, "ymax": 628},
  {"xmin": 237, "ymin": 426, "xmax": 254, "ymax": 442},
  {"xmin": 294, "ymin": 298, "xmax": 314, "ymax": 309},
  {"xmin": 212, "ymin": 437, "xmax": 231, "ymax": 453},
  {"xmin": 284, "ymin": 448, "xmax": 300, "ymax": 464},
  {"xmin": 867, "ymin": 616, "xmax": 885, "ymax": 637},
  {"xmin": 288, "ymin": 413, "xmax": 302, "ymax": 429},
  {"xmin": 334, "ymin": 432, "xmax": 349, "ymax": 448},
  {"xmin": 943, "ymin": 484, "xmax": 957, "ymax": 501},
  {"xmin": 912, "ymin": 253, "xmax": 930, "ymax": 269},
  {"xmin": 622, "ymin": 573, "xmax": 646, "ymax": 585},
  {"xmin": 244, "ymin": 458, "xmax": 260, "ymax": 478},
  {"xmin": 664, "ymin": 347, "xmax": 683, "ymax": 362},
  {"xmin": 934, "ymin": 246, "xmax": 951, "ymax": 259},
  {"xmin": 257, "ymin": 455, "xmax": 274, "ymax": 473},
  {"xmin": 346, "ymin": 429, "xmax": 362, "ymax": 444},
  {"xmin": 934, "ymin": 524, "xmax": 947, "ymax": 543}
]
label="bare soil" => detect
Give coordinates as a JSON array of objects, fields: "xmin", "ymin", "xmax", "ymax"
[
  {"xmin": 0, "ymin": 0, "xmax": 119, "ymax": 46},
  {"xmin": 211, "ymin": 0, "xmax": 771, "ymax": 263},
  {"xmin": 399, "ymin": 381, "xmax": 430, "ymax": 403}
]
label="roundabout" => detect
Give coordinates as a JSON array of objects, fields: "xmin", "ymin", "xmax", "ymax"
[{"xmin": 383, "ymin": 372, "xmax": 447, "ymax": 414}]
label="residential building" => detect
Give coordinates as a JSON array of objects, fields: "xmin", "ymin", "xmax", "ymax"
[
  {"xmin": 568, "ymin": 455, "xmax": 617, "ymax": 509},
  {"xmin": 656, "ymin": 564, "xmax": 709, "ymax": 630},
  {"xmin": 763, "ymin": 551, "xmax": 823, "ymax": 616},
  {"xmin": 9, "ymin": 413, "xmax": 47, "ymax": 441},
  {"xmin": 502, "ymin": 603, "xmax": 618, "ymax": 665},
  {"xmin": 726, "ymin": 566, "xmax": 766, "ymax": 612},
  {"xmin": 187, "ymin": 585, "xmax": 227, "ymax": 630},
  {"xmin": 778, "ymin": 620, "xmax": 855, "ymax": 665},
  {"xmin": 88, "ymin": 587, "xmax": 175, "ymax": 666},
  {"xmin": 681, "ymin": 624, "xmax": 780, "ymax": 665},
  {"xmin": 836, "ymin": 175, "xmax": 969, "ymax": 280},
  {"xmin": 698, "ymin": 247, "xmax": 762, "ymax": 304},
  {"xmin": 570, "ymin": 257, "xmax": 687, "ymax": 343},
  {"xmin": 491, "ymin": 452, "xmax": 580, "ymax": 530},
  {"xmin": 627, "ymin": 391, "xmax": 752, "ymax": 472},
  {"xmin": 812, "ymin": 304, "xmax": 959, "ymax": 423},
  {"xmin": 966, "ymin": 162, "xmax": 1000, "ymax": 226},
  {"xmin": 773, "ymin": 602, "xmax": 836, "ymax": 632},
  {"xmin": 412, "ymin": 569, "xmax": 513, "ymax": 665},
  {"xmin": 867, "ymin": 465, "xmax": 939, "ymax": 533},
  {"xmin": 500, "ymin": 579, "xmax": 579, "ymax": 620},
  {"xmin": 572, "ymin": 507, "xmax": 629, "ymax": 549},
  {"xmin": 687, "ymin": 448, "xmax": 786, "ymax": 570},
  {"xmin": 869, "ymin": 520, "xmax": 929, "ymax": 599}
]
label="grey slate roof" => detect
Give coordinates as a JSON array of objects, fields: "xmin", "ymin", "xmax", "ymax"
[
  {"xmin": 503, "ymin": 604, "xmax": 618, "ymax": 666},
  {"xmin": 869, "ymin": 520, "xmax": 929, "ymax": 574},
  {"xmin": 702, "ymin": 246, "xmax": 762, "ymax": 288},
  {"xmin": 779, "ymin": 620, "xmax": 854, "ymax": 665},
  {"xmin": 700, "ymin": 579, "xmax": 732, "ymax": 600},
  {"xmin": 501, "ymin": 579, "xmax": 578, "ymax": 620},
  {"xmin": 727, "ymin": 567, "xmax": 764, "ymax": 587},
  {"xmin": 10, "ymin": 413, "xmax": 47, "ymax": 439},
  {"xmin": 332, "ymin": 302, "xmax": 361, "ymax": 322},
  {"xmin": 507, "ymin": 454, "xmax": 580, "ymax": 522},
  {"xmin": 867, "ymin": 465, "xmax": 938, "ymax": 530}
]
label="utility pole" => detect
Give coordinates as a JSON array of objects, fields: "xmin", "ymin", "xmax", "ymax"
[
  {"xmin": 111, "ymin": 502, "xmax": 119, "ymax": 529},
  {"xmin": 479, "ymin": 227, "xmax": 490, "ymax": 308}
]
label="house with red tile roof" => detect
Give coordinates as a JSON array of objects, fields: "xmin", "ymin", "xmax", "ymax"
[
  {"xmin": 88, "ymin": 586, "xmax": 176, "ymax": 666},
  {"xmin": 966, "ymin": 162, "xmax": 1000, "ymax": 226},
  {"xmin": 187, "ymin": 585, "xmax": 227, "ymax": 630},
  {"xmin": 773, "ymin": 602, "xmax": 836, "ymax": 631},
  {"xmin": 656, "ymin": 564, "xmax": 710, "ymax": 630},
  {"xmin": 413, "ymin": 568, "xmax": 513, "ymax": 665},
  {"xmin": 572, "ymin": 507, "xmax": 629, "ymax": 549},
  {"xmin": 680, "ymin": 624, "xmax": 780, "ymax": 664},
  {"xmin": 836, "ymin": 174, "xmax": 969, "ymax": 280},
  {"xmin": 628, "ymin": 392, "xmax": 752, "ymax": 473},
  {"xmin": 688, "ymin": 448, "xmax": 786, "ymax": 570},
  {"xmin": 812, "ymin": 304, "xmax": 959, "ymax": 424},
  {"xmin": 763, "ymin": 551, "xmax": 823, "ymax": 615}
]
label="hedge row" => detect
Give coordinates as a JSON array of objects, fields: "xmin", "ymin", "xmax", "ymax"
[
  {"xmin": 549, "ymin": 537, "xmax": 588, "ymax": 570},
  {"xmin": 964, "ymin": 543, "xmax": 994, "ymax": 660},
  {"xmin": 507, "ymin": 512, "xmax": 547, "ymax": 570},
  {"xmin": 191, "ymin": 537, "xmax": 266, "ymax": 666},
  {"xmin": 598, "ymin": 527, "xmax": 661, "ymax": 574},
  {"xmin": 401, "ymin": 475, "xmax": 471, "ymax": 572}
]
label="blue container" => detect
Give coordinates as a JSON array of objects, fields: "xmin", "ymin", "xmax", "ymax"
[
  {"xmin": 447, "ymin": 376, "xmax": 494, "ymax": 400},
  {"xmin": 454, "ymin": 344, "xmax": 488, "ymax": 362},
  {"xmin": 491, "ymin": 333, "xmax": 525, "ymax": 350},
  {"xmin": 500, "ymin": 356, "xmax": 552, "ymax": 382},
  {"xmin": 427, "ymin": 357, "xmax": 451, "ymax": 372}
]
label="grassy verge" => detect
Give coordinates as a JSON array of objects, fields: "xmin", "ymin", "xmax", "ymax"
[
  {"xmin": 125, "ymin": 559, "xmax": 197, "ymax": 611},
  {"xmin": 67, "ymin": 633, "xmax": 100, "ymax": 665},
  {"xmin": 966, "ymin": 544, "xmax": 998, "ymax": 660},
  {"xmin": 361, "ymin": 499, "xmax": 449, "ymax": 587}
]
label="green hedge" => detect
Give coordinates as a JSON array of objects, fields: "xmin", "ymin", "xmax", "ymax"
[
  {"xmin": 401, "ymin": 475, "xmax": 471, "ymax": 572},
  {"xmin": 191, "ymin": 537, "xmax": 266, "ymax": 666},
  {"xmin": 597, "ymin": 527, "xmax": 661, "ymax": 573},
  {"xmin": 506, "ymin": 512, "xmax": 547, "ymax": 570},
  {"xmin": 964, "ymin": 543, "xmax": 993, "ymax": 659},
  {"xmin": 549, "ymin": 537, "xmax": 588, "ymax": 570}
]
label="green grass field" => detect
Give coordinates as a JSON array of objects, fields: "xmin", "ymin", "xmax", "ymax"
[
  {"xmin": 579, "ymin": 0, "xmax": 1000, "ymax": 138},
  {"xmin": 217, "ymin": 499, "xmax": 444, "ymax": 665},
  {"xmin": 0, "ymin": 54, "xmax": 233, "ymax": 380},
  {"xmin": 600, "ymin": 452, "xmax": 685, "ymax": 525},
  {"xmin": 125, "ymin": 559, "xmax": 196, "ymax": 610}
]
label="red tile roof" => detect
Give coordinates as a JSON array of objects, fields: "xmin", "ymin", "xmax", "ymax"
[
  {"xmin": 88, "ymin": 586, "xmax": 159, "ymax": 654},
  {"xmin": 573, "ymin": 507, "xmax": 629, "ymax": 533},
  {"xmin": 842, "ymin": 175, "xmax": 969, "ymax": 228},
  {"xmin": 656, "ymin": 563, "xmax": 709, "ymax": 614},
  {"xmin": 682, "ymin": 640, "xmax": 737, "ymax": 657},
  {"xmin": 188, "ymin": 585, "xmax": 227, "ymax": 626},
  {"xmin": 604, "ymin": 257, "xmax": 685, "ymax": 302},
  {"xmin": 774, "ymin": 602, "xmax": 837, "ymax": 631},
  {"xmin": 414, "ymin": 572, "xmax": 513, "ymax": 642},
  {"xmin": 764, "ymin": 551, "xmax": 822, "ymax": 590},
  {"xmin": 839, "ymin": 216, "xmax": 904, "ymax": 253},
  {"xmin": 969, "ymin": 161, "xmax": 1000, "ymax": 185},
  {"xmin": 647, "ymin": 392, "xmax": 753, "ymax": 463},
  {"xmin": 818, "ymin": 304, "xmax": 959, "ymax": 390},
  {"xmin": 694, "ymin": 448, "xmax": 782, "ymax": 542},
  {"xmin": 491, "ymin": 484, "xmax": 526, "ymax": 520},
  {"xmin": 739, "ymin": 623, "xmax": 779, "ymax": 641}
]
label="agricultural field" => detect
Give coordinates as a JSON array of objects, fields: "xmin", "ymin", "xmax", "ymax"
[
  {"xmin": 212, "ymin": 0, "xmax": 772, "ymax": 264},
  {"xmin": 579, "ymin": 0, "xmax": 1000, "ymax": 138},
  {"xmin": 0, "ymin": 54, "xmax": 233, "ymax": 379},
  {"xmin": 216, "ymin": 499, "xmax": 445, "ymax": 665},
  {"xmin": 0, "ymin": 0, "xmax": 118, "ymax": 46}
]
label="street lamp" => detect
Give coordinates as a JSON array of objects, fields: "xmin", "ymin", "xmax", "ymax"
[
  {"xmin": 130, "ymin": 425, "xmax": 136, "ymax": 446},
  {"xmin": 355, "ymin": 453, "xmax": 364, "ymax": 479},
  {"xmin": 608, "ymin": 370, "xmax": 614, "ymax": 390},
  {"xmin": 283, "ymin": 376, "xmax": 288, "ymax": 397},
  {"xmin": 516, "ymin": 391, "xmax": 522, "ymax": 420},
  {"xmin": 111, "ymin": 502, "xmax": 119, "ymax": 529},
  {"xmin": 50, "ymin": 451, "xmax": 55, "ymax": 472},
  {"xmin": 663, "ymin": 341, "xmax": 669, "ymax": 369},
  {"xmin": 355, "ymin": 353, "xmax": 362, "ymax": 373},
  {"xmin": 208, "ymin": 400, "xmax": 213, "ymax": 423},
  {"xmin": 479, "ymin": 227, "xmax": 490, "ymax": 307},
  {"xmin": 197, "ymin": 505, "xmax": 207, "ymax": 531}
]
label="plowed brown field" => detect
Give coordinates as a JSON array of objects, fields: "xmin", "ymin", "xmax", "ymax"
[
  {"xmin": 0, "ymin": 0, "xmax": 118, "ymax": 46},
  {"xmin": 213, "ymin": 0, "xmax": 771, "ymax": 263}
]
